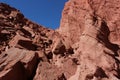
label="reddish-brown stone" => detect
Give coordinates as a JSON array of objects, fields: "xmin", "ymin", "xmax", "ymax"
[{"xmin": 0, "ymin": 0, "xmax": 120, "ymax": 80}]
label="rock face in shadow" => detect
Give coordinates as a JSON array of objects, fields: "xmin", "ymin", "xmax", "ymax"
[{"xmin": 0, "ymin": 1, "xmax": 120, "ymax": 80}]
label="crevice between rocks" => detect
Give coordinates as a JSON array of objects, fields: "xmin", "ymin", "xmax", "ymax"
[
  {"xmin": 97, "ymin": 20, "xmax": 120, "ymax": 56},
  {"xmin": 28, "ymin": 54, "xmax": 40, "ymax": 80}
]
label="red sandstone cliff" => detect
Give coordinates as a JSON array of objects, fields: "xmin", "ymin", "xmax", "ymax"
[
  {"xmin": 58, "ymin": 0, "xmax": 120, "ymax": 80},
  {"xmin": 0, "ymin": 0, "xmax": 120, "ymax": 80}
]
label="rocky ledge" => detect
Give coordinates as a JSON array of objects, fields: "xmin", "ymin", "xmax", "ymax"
[{"xmin": 0, "ymin": 0, "xmax": 120, "ymax": 80}]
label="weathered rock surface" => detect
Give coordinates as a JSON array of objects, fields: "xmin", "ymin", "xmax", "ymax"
[
  {"xmin": 0, "ymin": 3, "xmax": 76, "ymax": 80},
  {"xmin": 58, "ymin": 0, "xmax": 120, "ymax": 80},
  {"xmin": 0, "ymin": 0, "xmax": 120, "ymax": 80}
]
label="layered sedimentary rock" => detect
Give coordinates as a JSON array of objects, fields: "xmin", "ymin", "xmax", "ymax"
[
  {"xmin": 0, "ymin": 0, "xmax": 120, "ymax": 80},
  {"xmin": 0, "ymin": 3, "xmax": 75, "ymax": 80}
]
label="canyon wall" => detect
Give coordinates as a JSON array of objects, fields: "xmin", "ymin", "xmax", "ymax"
[{"xmin": 0, "ymin": 0, "xmax": 120, "ymax": 80}]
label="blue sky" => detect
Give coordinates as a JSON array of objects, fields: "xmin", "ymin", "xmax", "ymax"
[{"xmin": 0, "ymin": 0, "xmax": 67, "ymax": 29}]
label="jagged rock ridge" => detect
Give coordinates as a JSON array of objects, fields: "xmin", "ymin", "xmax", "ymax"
[
  {"xmin": 0, "ymin": 0, "xmax": 120, "ymax": 80},
  {"xmin": 0, "ymin": 3, "xmax": 75, "ymax": 80}
]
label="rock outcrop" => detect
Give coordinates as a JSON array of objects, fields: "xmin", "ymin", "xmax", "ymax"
[
  {"xmin": 58, "ymin": 0, "xmax": 120, "ymax": 80},
  {"xmin": 0, "ymin": 0, "xmax": 120, "ymax": 80}
]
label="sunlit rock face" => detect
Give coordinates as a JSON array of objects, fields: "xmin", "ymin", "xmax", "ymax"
[
  {"xmin": 59, "ymin": 0, "xmax": 120, "ymax": 79},
  {"xmin": 0, "ymin": 0, "xmax": 120, "ymax": 79},
  {"xmin": 59, "ymin": 0, "xmax": 120, "ymax": 46}
]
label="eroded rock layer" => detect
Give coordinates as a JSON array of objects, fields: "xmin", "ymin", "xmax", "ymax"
[{"xmin": 0, "ymin": 0, "xmax": 120, "ymax": 80}]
